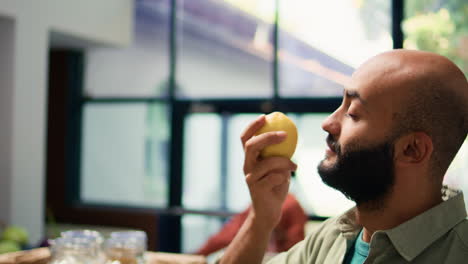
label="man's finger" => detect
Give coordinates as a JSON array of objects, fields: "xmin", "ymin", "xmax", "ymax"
[
  {"xmin": 243, "ymin": 132, "xmax": 288, "ymax": 174},
  {"xmin": 246, "ymin": 157, "xmax": 296, "ymax": 184},
  {"xmin": 240, "ymin": 114, "xmax": 266, "ymax": 147}
]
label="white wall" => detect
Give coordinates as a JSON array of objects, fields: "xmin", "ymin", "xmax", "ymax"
[{"xmin": 0, "ymin": 0, "xmax": 133, "ymax": 244}]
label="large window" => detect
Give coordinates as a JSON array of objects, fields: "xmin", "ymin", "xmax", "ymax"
[{"xmin": 56, "ymin": 0, "xmax": 468, "ymax": 254}]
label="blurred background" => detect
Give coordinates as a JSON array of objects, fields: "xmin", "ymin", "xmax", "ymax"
[{"xmin": 0, "ymin": 0, "xmax": 467, "ymax": 254}]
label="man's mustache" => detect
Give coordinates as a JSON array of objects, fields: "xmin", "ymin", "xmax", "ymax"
[{"xmin": 326, "ymin": 134, "xmax": 341, "ymax": 154}]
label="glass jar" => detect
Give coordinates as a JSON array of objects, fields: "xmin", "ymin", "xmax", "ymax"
[
  {"xmin": 104, "ymin": 232, "xmax": 146, "ymax": 264},
  {"xmin": 49, "ymin": 237, "xmax": 101, "ymax": 264},
  {"xmin": 60, "ymin": 229, "xmax": 105, "ymax": 263}
]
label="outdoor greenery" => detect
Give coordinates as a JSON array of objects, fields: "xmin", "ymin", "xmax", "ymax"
[{"xmin": 404, "ymin": 0, "xmax": 468, "ymax": 76}]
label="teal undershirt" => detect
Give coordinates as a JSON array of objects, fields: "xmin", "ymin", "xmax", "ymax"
[{"xmin": 343, "ymin": 229, "xmax": 369, "ymax": 264}]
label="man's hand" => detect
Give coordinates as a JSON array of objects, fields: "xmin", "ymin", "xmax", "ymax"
[
  {"xmin": 241, "ymin": 114, "xmax": 298, "ymax": 231},
  {"xmin": 219, "ymin": 115, "xmax": 297, "ymax": 264}
]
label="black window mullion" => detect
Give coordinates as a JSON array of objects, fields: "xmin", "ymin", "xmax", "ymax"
[
  {"xmin": 162, "ymin": 101, "xmax": 187, "ymax": 253},
  {"xmin": 168, "ymin": 0, "xmax": 180, "ymax": 209},
  {"xmin": 67, "ymin": 50, "xmax": 85, "ymax": 205},
  {"xmin": 161, "ymin": 0, "xmax": 185, "ymax": 253},
  {"xmin": 392, "ymin": 0, "xmax": 404, "ymax": 49}
]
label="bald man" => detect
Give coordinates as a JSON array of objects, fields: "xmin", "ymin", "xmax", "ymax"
[{"xmin": 220, "ymin": 50, "xmax": 468, "ymax": 264}]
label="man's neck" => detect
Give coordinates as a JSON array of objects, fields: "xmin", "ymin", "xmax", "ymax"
[{"xmin": 356, "ymin": 188, "xmax": 443, "ymax": 243}]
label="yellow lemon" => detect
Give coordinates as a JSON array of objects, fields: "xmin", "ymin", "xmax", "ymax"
[{"xmin": 255, "ymin": 112, "xmax": 298, "ymax": 159}]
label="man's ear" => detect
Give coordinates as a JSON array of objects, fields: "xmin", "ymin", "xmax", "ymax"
[{"xmin": 394, "ymin": 132, "xmax": 433, "ymax": 167}]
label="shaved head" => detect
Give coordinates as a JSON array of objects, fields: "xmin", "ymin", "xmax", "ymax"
[{"xmin": 366, "ymin": 50, "xmax": 468, "ymax": 178}]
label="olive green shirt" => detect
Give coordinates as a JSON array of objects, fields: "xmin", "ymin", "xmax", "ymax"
[{"xmin": 268, "ymin": 187, "xmax": 468, "ymax": 264}]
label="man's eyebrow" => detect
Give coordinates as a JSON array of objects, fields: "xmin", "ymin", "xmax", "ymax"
[{"xmin": 344, "ymin": 89, "xmax": 368, "ymax": 106}]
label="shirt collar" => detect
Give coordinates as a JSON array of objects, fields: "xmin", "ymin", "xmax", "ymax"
[
  {"xmin": 385, "ymin": 188, "xmax": 467, "ymax": 261},
  {"xmin": 336, "ymin": 187, "xmax": 467, "ymax": 261},
  {"xmin": 337, "ymin": 207, "xmax": 361, "ymax": 240}
]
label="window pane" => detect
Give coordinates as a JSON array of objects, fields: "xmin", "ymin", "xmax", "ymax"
[
  {"xmin": 176, "ymin": 0, "xmax": 274, "ymax": 98},
  {"xmin": 181, "ymin": 215, "xmax": 223, "ymax": 254},
  {"xmin": 226, "ymin": 114, "xmax": 261, "ymax": 212},
  {"xmin": 292, "ymin": 114, "xmax": 354, "ymax": 217},
  {"xmin": 279, "ymin": 0, "xmax": 393, "ymax": 97},
  {"xmin": 182, "ymin": 113, "xmax": 222, "ymax": 210},
  {"xmin": 403, "ymin": 0, "xmax": 468, "ymax": 76},
  {"xmin": 445, "ymin": 139, "xmax": 468, "ymax": 207},
  {"xmin": 84, "ymin": 0, "xmax": 170, "ymax": 97},
  {"xmin": 81, "ymin": 103, "xmax": 170, "ymax": 207}
]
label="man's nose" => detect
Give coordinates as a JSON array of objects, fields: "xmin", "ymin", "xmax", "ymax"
[{"xmin": 321, "ymin": 110, "xmax": 340, "ymax": 135}]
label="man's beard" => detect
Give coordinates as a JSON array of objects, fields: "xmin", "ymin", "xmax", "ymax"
[{"xmin": 317, "ymin": 134, "xmax": 395, "ymax": 209}]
